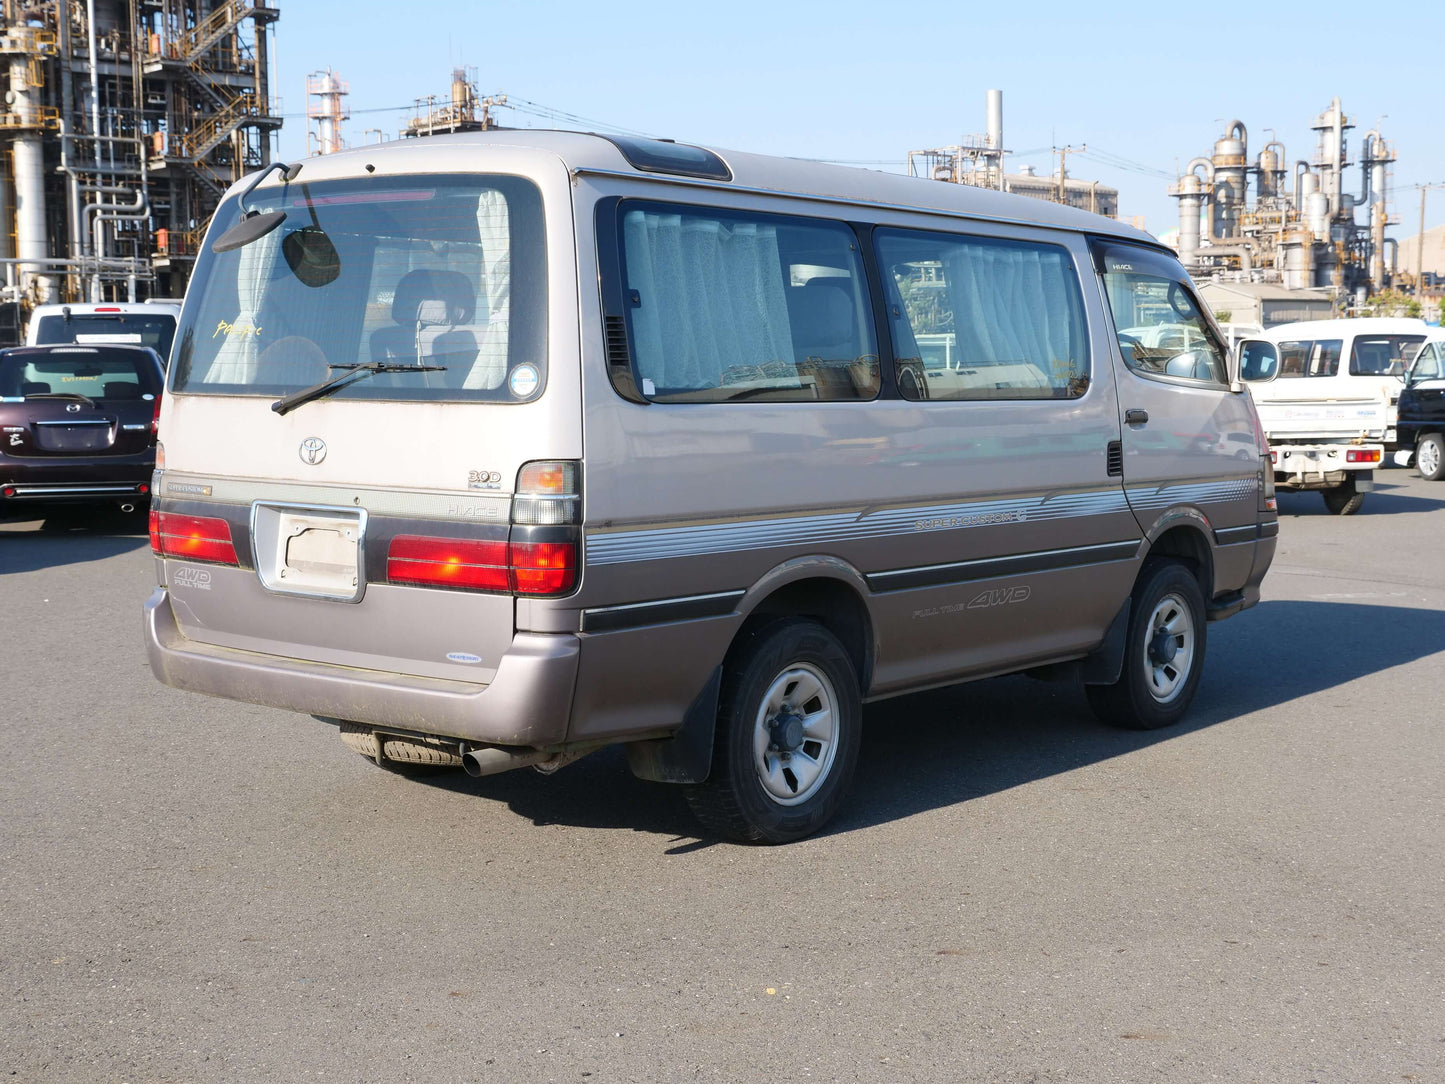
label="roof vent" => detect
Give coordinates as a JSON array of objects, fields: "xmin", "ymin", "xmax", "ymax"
[{"xmin": 600, "ymin": 135, "xmax": 731, "ymax": 181}]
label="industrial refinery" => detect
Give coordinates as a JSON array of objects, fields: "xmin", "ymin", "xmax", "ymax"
[
  {"xmin": 907, "ymin": 90, "xmax": 1120, "ymax": 218},
  {"xmin": 0, "ymin": 0, "xmax": 278, "ymax": 310},
  {"xmin": 1170, "ymin": 97, "xmax": 1396, "ymax": 308},
  {"xmin": 0, "ymin": 4, "xmax": 1431, "ymax": 336}
]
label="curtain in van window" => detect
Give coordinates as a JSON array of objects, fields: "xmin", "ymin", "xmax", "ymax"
[
  {"xmin": 202, "ymin": 227, "xmax": 282, "ymax": 383},
  {"xmin": 623, "ymin": 211, "xmax": 793, "ymax": 389},
  {"xmin": 942, "ymin": 241, "xmax": 1077, "ymax": 385},
  {"xmin": 463, "ymin": 189, "xmax": 511, "ymax": 390}
]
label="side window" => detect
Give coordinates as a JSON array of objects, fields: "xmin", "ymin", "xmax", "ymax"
[
  {"xmin": 1097, "ymin": 244, "xmax": 1228, "ymax": 385},
  {"xmin": 875, "ymin": 229, "xmax": 1090, "ymax": 401},
  {"xmin": 1412, "ymin": 342, "xmax": 1441, "ymax": 380},
  {"xmin": 1277, "ymin": 340, "xmax": 1341, "ymax": 378},
  {"xmin": 618, "ymin": 204, "xmax": 879, "ymax": 403}
]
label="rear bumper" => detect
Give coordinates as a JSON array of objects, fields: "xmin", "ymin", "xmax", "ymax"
[
  {"xmin": 143, "ymin": 587, "xmax": 579, "ymax": 747},
  {"xmin": 1, "ymin": 481, "xmax": 150, "ymax": 503},
  {"xmin": 1, "ymin": 455, "xmax": 153, "ymax": 503}
]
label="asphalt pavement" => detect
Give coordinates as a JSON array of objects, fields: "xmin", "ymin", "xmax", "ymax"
[{"xmin": 2, "ymin": 474, "xmax": 1442, "ymax": 1083}]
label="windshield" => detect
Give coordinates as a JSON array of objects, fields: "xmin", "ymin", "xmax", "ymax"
[
  {"xmin": 34, "ymin": 313, "xmax": 176, "ymax": 358},
  {"xmin": 171, "ymin": 174, "xmax": 547, "ymax": 403},
  {"xmin": 0, "ymin": 346, "xmax": 162, "ymax": 399},
  {"xmin": 1348, "ymin": 334, "xmax": 1424, "ymax": 377}
]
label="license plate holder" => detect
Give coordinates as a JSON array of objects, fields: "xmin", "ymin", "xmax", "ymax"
[{"xmin": 251, "ymin": 502, "xmax": 367, "ymax": 602}]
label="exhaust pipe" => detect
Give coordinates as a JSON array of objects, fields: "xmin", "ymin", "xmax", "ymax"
[{"xmin": 461, "ymin": 744, "xmax": 554, "ymax": 778}]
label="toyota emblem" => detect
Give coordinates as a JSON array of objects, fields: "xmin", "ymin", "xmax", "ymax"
[{"xmin": 299, "ymin": 436, "xmax": 327, "ymax": 465}]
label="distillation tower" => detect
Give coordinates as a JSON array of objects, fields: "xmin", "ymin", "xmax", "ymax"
[
  {"xmin": 1170, "ymin": 97, "xmax": 1395, "ymax": 305},
  {"xmin": 0, "ymin": 0, "xmax": 280, "ymax": 309}
]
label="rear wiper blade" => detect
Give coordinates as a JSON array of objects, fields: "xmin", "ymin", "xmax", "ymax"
[
  {"xmin": 271, "ymin": 361, "xmax": 446, "ymax": 416},
  {"xmin": 27, "ymin": 392, "xmax": 96, "ymax": 407}
]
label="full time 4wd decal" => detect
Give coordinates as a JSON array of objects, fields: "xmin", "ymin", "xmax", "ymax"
[
  {"xmin": 968, "ymin": 585, "xmax": 1031, "ymax": 609},
  {"xmin": 172, "ymin": 566, "xmax": 213, "ymax": 591}
]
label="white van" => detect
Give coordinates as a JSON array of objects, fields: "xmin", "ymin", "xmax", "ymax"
[
  {"xmin": 143, "ymin": 132, "xmax": 1276, "ymax": 842},
  {"xmin": 1238, "ymin": 317, "xmax": 1428, "ymax": 514},
  {"xmin": 26, "ymin": 300, "xmax": 183, "ymax": 362}
]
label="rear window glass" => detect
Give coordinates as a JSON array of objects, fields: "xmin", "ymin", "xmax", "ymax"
[
  {"xmin": 34, "ymin": 313, "xmax": 176, "ymax": 358},
  {"xmin": 619, "ymin": 203, "xmax": 879, "ymax": 402},
  {"xmin": 171, "ymin": 174, "xmax": 547, "ymax": 403},
  {"xmin": 0, "ymin": 347, "xmax": 161, "ymax": 399},
  {"xmin": 1349, "ymin": 335, "xmax": 1424, "ymax": 376}
]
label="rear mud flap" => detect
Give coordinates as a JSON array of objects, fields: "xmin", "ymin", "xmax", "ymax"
[{"xmin": 625, "ymin": 666, "xmax": 722, "ymax": 784}]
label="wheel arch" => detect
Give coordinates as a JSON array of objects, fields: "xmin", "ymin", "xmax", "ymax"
[
  {"xmin": 1141, "ymin": 515, "xmax": 1215, "ymax": 600},
  {"xmin": 734, "ymin": 557, "xmax": 876, "ymax": 695}
]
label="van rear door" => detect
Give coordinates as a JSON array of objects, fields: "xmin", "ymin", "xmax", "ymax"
[{"xmin": 154, "ymin": 162, "xmax": 578, "ymax": 687}]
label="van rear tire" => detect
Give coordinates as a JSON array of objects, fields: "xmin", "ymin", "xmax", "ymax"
[
  {"xmin": 685, "ymin": 619, "xmax": 861, "ymax": 844},
  {"xmin": 337, "ymin": 723, "xmax": 463, "ymax": 771},
  {"xmin": 1086, "ymin": 560, "xmax": 1207, "ymax": 731}
]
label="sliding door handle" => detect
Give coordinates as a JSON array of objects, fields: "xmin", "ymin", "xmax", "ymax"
[{"xmin": 1125, "ymin": 408, "xmax": 1149, "ymax": 426}]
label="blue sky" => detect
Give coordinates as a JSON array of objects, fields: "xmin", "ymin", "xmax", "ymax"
[{"xmin": 271, "ymin": 0, "xmax": 1445, "ymax": 237}]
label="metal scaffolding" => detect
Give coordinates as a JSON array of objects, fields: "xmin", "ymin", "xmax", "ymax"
[{"xmin": 0, "ymin": 0, "xmax": 280, "ymax": 311}]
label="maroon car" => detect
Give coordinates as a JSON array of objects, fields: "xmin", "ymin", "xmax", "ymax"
[{"xmin": 0, "ymin": 344, "xmax": 163, "ymax": 515}]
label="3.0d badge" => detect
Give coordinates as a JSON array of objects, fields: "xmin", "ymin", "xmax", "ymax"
[{"xmin": 299, "ymin": 436, "xmax": 327, "ymax": 465}]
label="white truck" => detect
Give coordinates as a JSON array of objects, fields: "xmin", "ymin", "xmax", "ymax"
[{"xmin": 1235, "ymin": 318, "xmax": 1428, "ymax": 515}]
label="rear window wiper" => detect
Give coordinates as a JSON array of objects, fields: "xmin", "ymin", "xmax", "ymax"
[
  {"xmin": 271, "ymin": 361, "xmax": 447, "ymax": 416},
  {"xmin": 26, "ymin": 392, "xmax": 97, "ymax": 407}
]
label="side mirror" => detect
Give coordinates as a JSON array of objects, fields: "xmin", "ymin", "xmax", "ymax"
[{"xmin": 1235, "ymin": 340, "xmax": 1278, "ymax": 384}]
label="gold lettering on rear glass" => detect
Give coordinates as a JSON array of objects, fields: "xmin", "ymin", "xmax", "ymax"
[{"xmin": 213, "ymin": 319, "xmax": 263, "ymax": 339}]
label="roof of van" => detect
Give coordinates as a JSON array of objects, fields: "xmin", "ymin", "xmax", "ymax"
[
  {"xmin": 1264, "ymin": 316, "xmax": 1429, "ymax": 339},
  {"xmin": 249, "ymin": 130, "xmax": 1162, "ymax": 248}
]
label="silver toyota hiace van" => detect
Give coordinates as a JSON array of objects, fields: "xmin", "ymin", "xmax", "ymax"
[{"xmin": 144, "ymin": 132, "xmax": 1276, "ymax": 842}]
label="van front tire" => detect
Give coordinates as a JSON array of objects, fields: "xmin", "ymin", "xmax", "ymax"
[
  {"xmin": 685, "ymin": 620, "xmax": 861, "ymax": 844},
  {"xmin": 1086, "ymin": 560, "xmax": 1207, "ymax": 731}
]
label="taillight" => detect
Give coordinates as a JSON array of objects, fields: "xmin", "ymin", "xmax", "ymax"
[
  {"xmin": 386, "ymin": 536, "xmax": 577, "ymax": 596},
  {"xmin": 151, "ymin": 394, "xmax": 162, "ymax": 437},
  {"xmin": 151, "ymin": 511, "xmax": 238, "ymax": 565},
  {"xmin": 1346, "ymin": 448, "xmax": 1380, "ymax": 464},
  {"xmin": 511, "ymin": 541, "xmax": 577, "ymax": 594},
  {"xmin": 386, "ymin": 536, "xmax": 511, "ymax": 592},
  {"xmin": 386, "ymin": 460, "xmax": 582, "ymax": 596},
  {"xmin": 512, "ymin": 459, "xmax": 580, "ymax": 525}
]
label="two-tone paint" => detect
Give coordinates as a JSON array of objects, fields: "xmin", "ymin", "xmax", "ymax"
[{"xmin": 143, "ymin": 131, "xmax": 1276, "ymax": 771}]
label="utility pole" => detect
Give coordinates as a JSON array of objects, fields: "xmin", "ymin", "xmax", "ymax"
[
  {"xmin": 1414, "ymin": 182, "xmax": 1445, "ymax": 296},
  {"xmin": 1054, "ymin": 144, "xmax": 1085, "ymax": 206}
]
